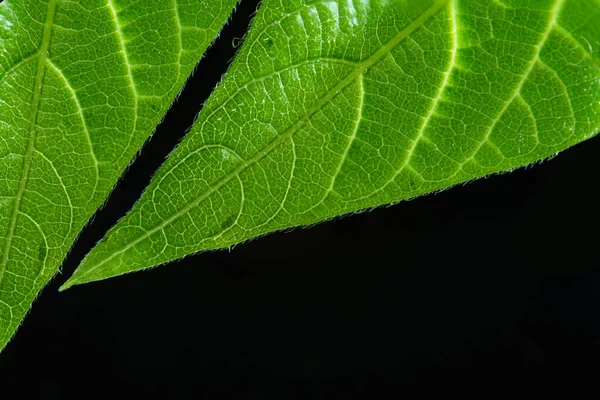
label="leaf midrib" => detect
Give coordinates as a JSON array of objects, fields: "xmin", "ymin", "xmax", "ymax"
[
  {"xmin": 66, "ymin": 0, "xmax": 449, "ymax": 284},
  {"xmin": 0, "ymin": 0, "xmax": 57, "ymax": 285}
]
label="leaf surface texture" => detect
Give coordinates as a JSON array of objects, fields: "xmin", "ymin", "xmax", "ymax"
[
  {"xmin": 65, "ymin": 0, "xmax": 600, "ymax": 286},
  {"xmin": 0, "ymin": 0, "xmax": 238, "ymax": 349}
]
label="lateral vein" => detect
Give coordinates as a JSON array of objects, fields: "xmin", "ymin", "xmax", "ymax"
[
  {"xmin": 398, "ymin": 0, "xmax": 458, "ymax": 173},
  {"xmin": 458, "ymin": 0, "xmax": 565, "ymax": 168},
  {"xmin": 106, "ymin": 0, "xmax": 139, "ymax": 161},
  {"xmin": 106, "ymin": 0, "xmax": 138, "ymax": 97},
  {"xmin": 46, "ymin": 58, "xmax": 100, "ymax": 197}
]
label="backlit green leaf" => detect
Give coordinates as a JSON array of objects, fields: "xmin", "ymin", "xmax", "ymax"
[
  {"xmin": 65, "ymin": 0, "xmax": 600, "ymax": 288},
  {"xmin": 0, "ymin": 0, "xmax": 238, "ymax": 350}
]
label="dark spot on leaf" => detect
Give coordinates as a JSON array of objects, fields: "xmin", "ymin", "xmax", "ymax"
[
  {"xmin": 220, "ymin": 215, "xmax": 236, "ymax": 231},
  {"xmin": 407, "ymin": 177, "xmax": 417, "ymax": 190},
  {"xmin": 38, "ymin": 243, "xmax": 46, "ymax": 263}
]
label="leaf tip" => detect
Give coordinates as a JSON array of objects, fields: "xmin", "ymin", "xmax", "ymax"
[
  {"xmin": 58, "ymin": 279, "xmax": 77, "ymax": 292},
  {"xmin": 59, "ymin": 265, "xmax": 93, "ymax": 291}
]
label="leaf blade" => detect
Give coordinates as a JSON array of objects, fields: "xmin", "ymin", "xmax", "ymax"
[
  {"xmin": 65, "ymin": 0, "xmax": 600, "ymax": 288},
  {"xmin": 0, "ymin": 0, "xmax": 238, "ymax": 350}
]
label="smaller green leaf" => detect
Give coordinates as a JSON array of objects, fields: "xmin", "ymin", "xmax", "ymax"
[{"xmin": 63, "ymin": 0, "xmax": 600, "ymax": 289}]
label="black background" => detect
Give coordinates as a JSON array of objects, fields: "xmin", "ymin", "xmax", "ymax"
[{"xmin": 1, "ymin": 0, "xmax": 600, "ymax": 396}]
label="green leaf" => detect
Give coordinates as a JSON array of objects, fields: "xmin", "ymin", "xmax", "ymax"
[
  {"xmin": 0, "ymin": 0, "xmax": 238, "ymax": 350},
  {"xmin": 64, "ymin": 0, "xmax": 600, "ymax": 289}
]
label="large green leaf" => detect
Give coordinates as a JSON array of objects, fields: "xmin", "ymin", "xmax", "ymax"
[
  {"xmin": 63, "ymin": 0, "xmax": 600, "ymax": 289},
  {"xmin": 0, "ymin": 0, "xmax": 238, "ymax": 350}
]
